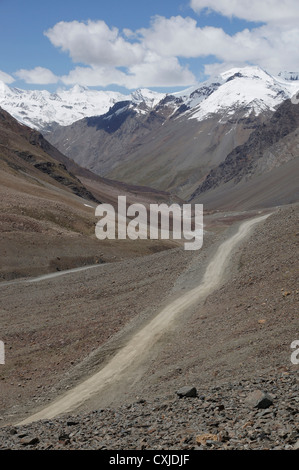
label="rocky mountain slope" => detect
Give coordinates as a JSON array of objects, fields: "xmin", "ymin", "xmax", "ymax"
[
  {"xmin": 0, "ymin": 107, "xmax": 98, "ymax": 203},
  {"xmin": 190, "ymin": 97, "xmax": 299, "ymax": 210},
  {"xmin": 0, "ymin": 107, "xmax": 177, "ymax": 281}
]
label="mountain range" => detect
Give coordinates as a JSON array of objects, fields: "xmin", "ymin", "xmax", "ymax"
[
  {"xmin": 0, "ymin": 81, "xmax": 165, "ymax": 132},
  {"xmin": 1, "ymin": 65, "xmax": 298, "ymax": 208},
  {"xmin": 1, "ymin": 66, "xmax": 298, "ymax": 131},
  {"xmin": 45, "ymin": 66, "xmax": 299, "ymax": 202}
]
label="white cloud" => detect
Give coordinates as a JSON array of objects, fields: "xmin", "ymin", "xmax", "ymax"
[
  {"xmin": 190, "ymin": 0, "xmax": 299, "ymax": 24},
  {"xmin": 13, "ymin": 8, "xmax": 299, "ymax": 89},
  {"xmin": 15, "ymin": 67, "xmax": 59, "ymax": 84},
  {"xmin": 138, "ymin": 16, "xmax": 229, "ymax": 58},
  {"xmin": 123, "ymin": 54, "xmax": 195, "ymax": 88},
  {"xmin": 203, "ymin": 62, "xmax": 245, "ymax": 77},
  {"xmin": 0, "ymin": 70, "xmax": 15, "ymax": 84},
  {"xmin": 45, "ymin": 20, "xmax": 145, "ymax": 68},
  {"xmin": 45, "ymin": 19, "xmax": 196, "ymax": 88},
  {"xmin": 188, "ymin": 1, "xmax": 299, "ymax": 77},
  {"xmin": 138, "ymin": 15, "xmax": 299, "ymax": 76},
  {"xmin": 60, "ymin": 57, "xmax": 194, "ymax": 89},
  {"xmin": 61, "ymin": 66, "xmax": 128, "ymax": 88}
]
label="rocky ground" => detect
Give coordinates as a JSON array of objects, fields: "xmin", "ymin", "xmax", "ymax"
[
  {"xmin": 0, "ymin": 368, "xmax": 298, "ymax": 450},
  {"xmin": 0, "ymin": 245, "xmax": 193, "ymax": 423},
  {"xmin": 0, "ymin": 204, "xmax": 298, "ymax": 450}
]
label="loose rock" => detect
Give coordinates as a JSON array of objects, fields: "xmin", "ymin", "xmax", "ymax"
[
  {"xmin": 245, "ymin": 390, "xmax": 274, "ymax": 409},
  {"xmin": 176, "ymin": 386, "xmax": 197, "ymax": 398}
]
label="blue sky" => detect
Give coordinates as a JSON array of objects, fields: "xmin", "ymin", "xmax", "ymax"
[{"xmin": 0, "ymin": 0, "xmax": 298, "ymax": 93}]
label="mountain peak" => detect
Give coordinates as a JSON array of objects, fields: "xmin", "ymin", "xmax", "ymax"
[
  {"xmin": 0, "ymin": 80, "xmax": 12, "ymax": 95},
  {"xmin": 69, "ymin": 84, "xmax": 90, "ymax": 94},
  {"xmin": 130, "ymin": 88, "xmax": 166, "ymax": 108},
  {"xmin": 178, "ymin": 65, "xmax": 299, "ymax": 122},
  {"xmin": 220, "ymin": 65, "xmax": 271, "ymax": 82}
]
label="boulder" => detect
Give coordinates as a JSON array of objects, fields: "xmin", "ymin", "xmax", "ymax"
[
  {"xmin": 176, "ymin": 386, "xmax": 198, "ymax": 398},
  {"xmin": 245, "ymin": 390, "xmax": 273, "ymax": 409}
]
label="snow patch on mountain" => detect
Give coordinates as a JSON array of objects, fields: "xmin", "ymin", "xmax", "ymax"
[{"xmin": 278, "ymin": 71, "xmax": 299, "ymax": 81}]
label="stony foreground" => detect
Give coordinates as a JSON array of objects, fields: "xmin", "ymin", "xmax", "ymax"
[{"xmin": 0, "ymin": 368, "xmax": 298, "ymax": 450}]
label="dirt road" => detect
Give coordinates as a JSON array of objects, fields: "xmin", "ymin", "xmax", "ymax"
[
  {"xmin": 18, "ymin": 213, "xmax": 270, "ymax": 425},
  {"xmin": 0, "ymin": 265, "xmax": 103, "ymax": 288}
]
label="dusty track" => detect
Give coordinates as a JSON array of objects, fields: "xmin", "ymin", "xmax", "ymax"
[
  {"xmin": 18, "ymin": 213, "xmax": 270, "ymax": 425},
  {"xmin": 0, "ymin": 265, "xmax": 103, "ymax": 288}
]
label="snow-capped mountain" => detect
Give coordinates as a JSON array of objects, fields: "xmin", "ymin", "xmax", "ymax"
[
  {"xmin": 130, "ymin": 88, "xmax": 166, "ymax": 109},
  {"xmin": 0, "ymin": 81, "xmax": 128, "ymax": 131},
  {"xmin": 172, "ymin": 66, "xmax": 299, "ymax": 122},
  {"xmin": 0, "ymin": 66, "xmax": 298, "ymax": 133},
  {"xmin": 0, "ymin": 82, "xmax": 165, "ymax": 132}
]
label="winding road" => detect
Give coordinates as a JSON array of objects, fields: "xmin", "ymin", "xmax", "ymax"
[{"xmin": 18, "ymin": 213, "xmax": 270, "ymax": 425}]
